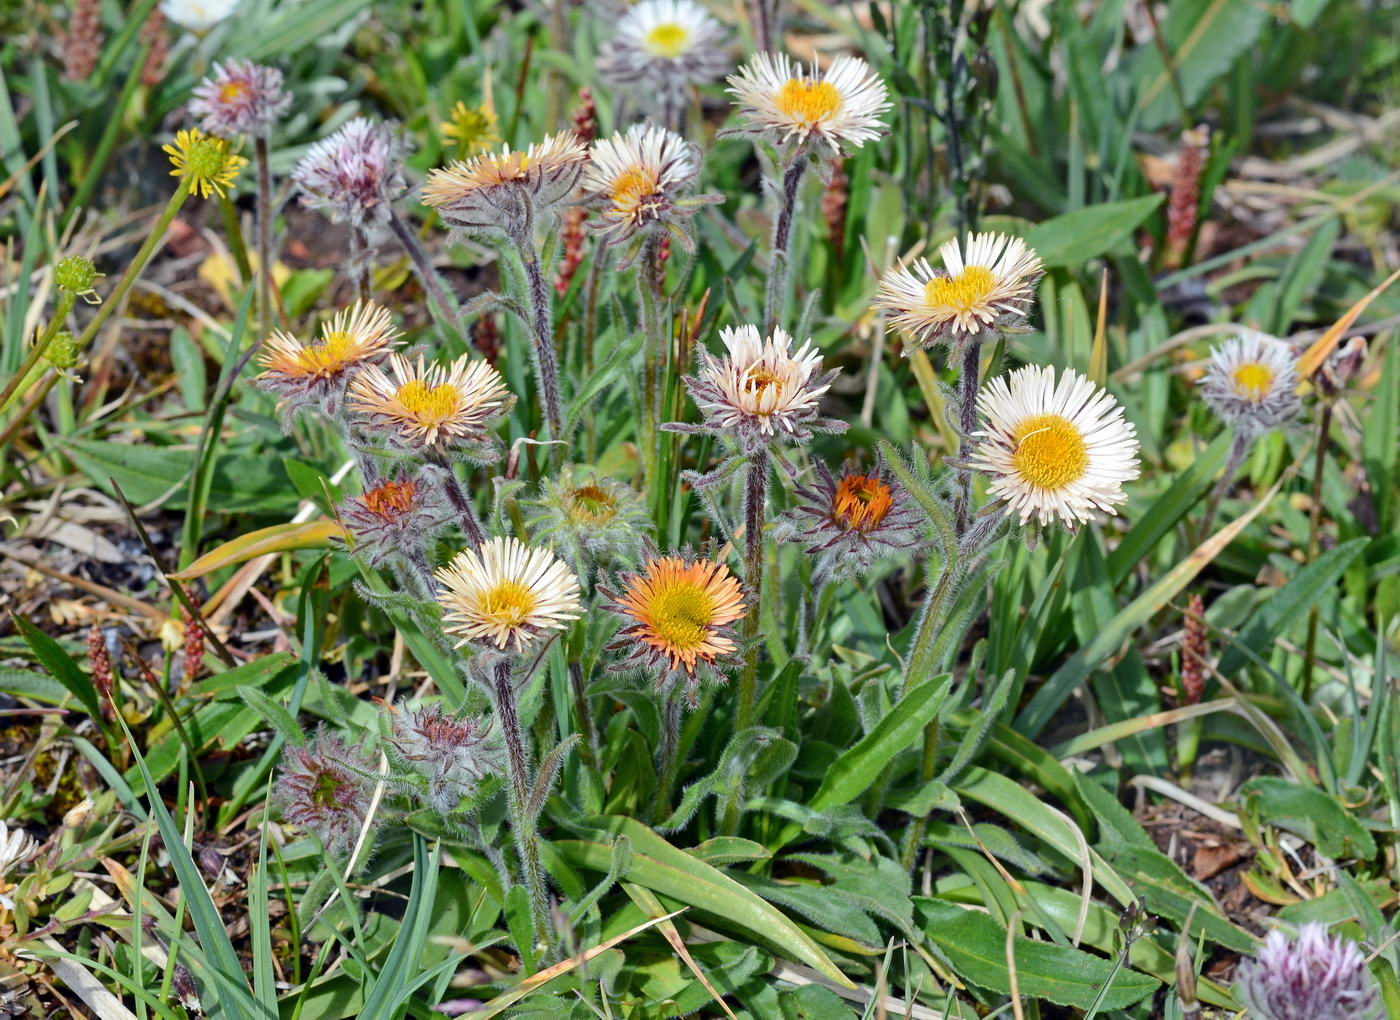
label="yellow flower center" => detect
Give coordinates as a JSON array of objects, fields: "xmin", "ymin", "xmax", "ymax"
[
  {"xmin": 1012, "ymin": 414, "xmax": 1088, "ymax": 491},
  {"xmin": 218, "ymin": 80, "xmax": 249, "ymax": 103},
  {"xmin": 569, "ymin": 484, "xmax": 617, "ymax": 523},
  {"xmin": 833, "ymin": 475, "xmax": 894, "ymax": 532},
  {"xmin": 1231, "ymin": 362, "xmax": 1274, "ymax": 401},
  {"xmin": 481, "ymin": 580, "xmax": 537, "ymax": 629},
  {"xmin": 611, "ymin": 165, "xmax": 661, "ymax": 218},
  {"xmin": 294, "ymin": 330, "xmax": 356, "ymax": 375},
  {"xmin": 776, "ymin": 79, "xmax": 841, "ymax": 127},
  {"xmin": 394, "ymin": 380, "xmax": 460, "ymax": 425},
  {"xmin": 925, "ymin": 266, "xmax": 997, "ymax": 314},
  {"xmin": 444, "ymin": 103, "xmax": 500, "ymax": 155},
  {"xmin": 742, "ymin": 367, "xmax": 783, "ymax": 407},
  {"xmin": 644, "ymin": 22, "xmax": 690, "ymax": 58},
  {"xmin": 649, "ymin": 582, "xmax": 714, "ymax": 651}
]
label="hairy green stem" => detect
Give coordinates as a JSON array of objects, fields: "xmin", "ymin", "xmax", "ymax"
[
  {"xmin": 736, "ymin": 450, "xmax": 769, "ymax": 735},
  {"xmin": 490, "ymin": 657, "xmax": 553, "ymax": 964},
  {"xmin": 521, "ymin": 252, "xmax": 564, "ymax": 440},
  {"xmin": 568, "ymin": 661, "xmax": 597, "ymax": 768},
  {"xmin": 654, "ymin": 688, "xmax": 683, "ymax": 823},
  {"xmin": 764, "ymin": 158, "xmax": 807, "ymax": 333},
  {"xmin": 1301, "ymin": 401, "xmax": 1333, "ymax": 702},
  {"xmin": 953, "ymin": 343, "xmax": 980, "ymax": 533},
  {"xmin": 1200, "ymin": 431, "xmax": 1252, "ymax": 539},
  {"xmin": 387, "ymin": 209, "xmax": 470, "ymax": 346},
  {"xmin": 255, "ymin": 135, "xmax": 274, "ymax": 341},
  {"xmin": 638, "ymin": 233, "xmax": 666, "ymax": 499},
  {"xmin": 433, "ymin": 456, "xmax": 487, "ymax": 549}
]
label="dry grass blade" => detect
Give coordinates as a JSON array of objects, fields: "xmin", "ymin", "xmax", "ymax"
[
  {"xmin": 1089, "ymin": 268, "xmax": 1109, "ymax": 386},
  {"xmin": 1006, "ymin": 909, "xmax": 1026, "ymax": 1020},
  {"xmin": 623, "ymin": 883, "xmax": 740, "ymax": 1020},
  {"xmin": 0, "ymin": 121, "xmax": 78, "ymax": 200},
  {"xmin": 41, "ymin": 941, "xmax": 138, "ymax": 1020},
  {"xmin": 464, "ymin": 909, "xmax": 687, "ymax": 1019},
  {"xmin": 1296, "ymin": 266, "xmax": 1400, "ymax": 380}
]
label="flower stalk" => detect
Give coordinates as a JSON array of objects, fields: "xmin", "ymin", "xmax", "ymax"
[
  {"xmin": 488, "ymin": 657, "xmax": 552, "ymax": 959},
  {"xmin": 1301, "ymin": 399, "xmax": 1334, "ymax": 701},
  {"xmin": 255, "ymin": 134, "xmax": 275, "ymax": 339},
  {"xmin": 953, "ymin": 343, "xmax": 980, "ymax": 533},
  {"xmin": 735, "ymin": 446, "xmax": 769, "ymax": 737},
  {"xmin": 521, "ymin": 250, "xmax": 565, "ymax": 440},
  {"xmin": 387, "ymin": 208, "xmax": 470, "ymax": 346},
  {"xmin": 764, "ymin": 157, "xmax": 807, "ymax": 332},
  {"xmin": 432, "ymin": 455, "xmax": 487, "ymax": 549},
  {"xmin": 638, "ymin": 232, "xmax": 667, "ymax": 495}
]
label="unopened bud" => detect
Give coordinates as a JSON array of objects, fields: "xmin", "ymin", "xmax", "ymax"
[
  {"xmin": 1317, "ymin": 335, "xmax": 1367, "ymax": 398},
  {"xmin": 198, "ymin": 845, "xmax": 225, "ymax": 881},
  {"xmin": 172, "ymin": 964, "xmax": 203, "ymax": 1015},
  {"xmin": 1175, "ymin": 907, "xmax": 1200, "ymax": 1016}
]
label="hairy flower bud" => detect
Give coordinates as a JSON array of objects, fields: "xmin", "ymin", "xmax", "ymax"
[
  {"xmin": 274, "ymin": 731, "xmax": 376, "ymax": 857},
  {"xmin": 385, "ymin": 701, "xmax": 503, "ymax": 814}
]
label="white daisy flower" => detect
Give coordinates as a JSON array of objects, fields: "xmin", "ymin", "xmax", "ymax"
[
  {"xmin": 0, "ymin": 820, "xmax": 37, "ymax": 912},
  {"xmin": 292, "ymin": 117, "xmax": 407, "ymax": 229},
  {"xmin": 726, "ymin": 52, "xmax": 890, "ymax": 153},
  {"xmin": 969, "ymin": 365, "xmax": 1140, "ymax": 528},
  {"xmin": 599, "ymin": 0, "xmax": 730, "ymax": 97},
  {"xmin": 676, "ymin": 324, "xmax": 843, "ymax": 452},
  {"xmin": 190, "ymin": 60, "xmax": 291, "ymax": 138},
  {"xmin": 582, "ymin": 123, "xmax": 702, "ymax": 243},
  {"xmin": 875, "ymin": 232, "xmax": 1044, "ymax": 351},
  {"xmin": 1199, "ymin": 330, "xmax": 1301, "ymax": 438},
  {"xmin": 161, "ymin": 0, "xmax": 238, "ymax": 32},
  {"xmin": 349, "ymin": 352, "xmax": 512, "ymax": 454},
  {"xmin": 256, "ymin": 299, "xmax": 398, "ymax": 421},
  {"xmin": 435, "ymin": 537, "xmax": 584, "ymax": 652},
  {"xmin": 421, "ymin": 132, "xmax": 588, "ymax": 241}
]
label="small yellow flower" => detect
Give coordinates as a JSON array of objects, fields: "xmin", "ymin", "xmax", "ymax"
[
  {"xmin": 441, "ymin": 100, "xmax": 501, "ymax": 157},
  {"xmin": 163, "ymin": 127, "xmax": 246, "ymax": 199}
]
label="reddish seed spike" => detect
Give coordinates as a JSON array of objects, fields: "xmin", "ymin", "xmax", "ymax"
[
  {"xmin": 64, "ymin": 0, "xmax": 103, "ymax": 81},
  {"xmin": 1181, "ymin": 593, "xmax": 1207, "ymax": 705},
  {"xmin": 139, "ymin": 7, "xmax": 169, "ymax": 87}
]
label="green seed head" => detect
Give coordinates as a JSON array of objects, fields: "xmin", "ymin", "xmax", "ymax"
[
  {"xmin": 55, "ymin": 255, "xmax": 98, "ymax": 295},
  {"xmin": 46, "ymin": 331, "xmax": 80, "ymax": 370},
  {"xmin": 187, "ymin": 137, "xmax": 231, "ymax": 181}
]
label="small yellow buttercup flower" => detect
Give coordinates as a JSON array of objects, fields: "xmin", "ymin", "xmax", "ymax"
[
  {"xmin": 163, "ymin": 127, "xmax": 246, "ymax": 199},
  {"xmin": 441, "ymin": 100, "xmax": 502, "ymax": 156}
]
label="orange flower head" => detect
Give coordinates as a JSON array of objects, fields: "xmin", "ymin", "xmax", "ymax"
[{"xmin": 610, "ymin": 556, "xmax": 745, "ymax": 688}]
